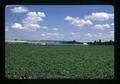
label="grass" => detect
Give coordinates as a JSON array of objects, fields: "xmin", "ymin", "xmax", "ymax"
[{"xmin": 5, "ymin": 44, "xmax": 114, "ymax": 79}]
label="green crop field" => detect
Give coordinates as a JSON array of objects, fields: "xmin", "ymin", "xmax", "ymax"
[{"xmin": 5, "ymin": 44, "xmax": 114, "ymax": 79}]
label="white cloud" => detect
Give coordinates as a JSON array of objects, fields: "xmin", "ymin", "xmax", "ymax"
[
  {"xmin": 40, "ymin": 32, "xmax": 64, "ymax": 40},
  {"xmin": 70, "ymin": 32, "xmax": 75, "ymax": 35},
  {"xmin": 84, "ymin": 12, "xmax": 114, "ymax": 21},
  {"xmin": 84, "ymin": 32, "xmax": 103, "ymax": 38},
  {"xmin": 65, "ymin": 16, "xmax": 93, "ymax": 27},
  {"xmin": 38, "ymin": 12, "xmax": 46, "ymax": 17},
  {"xmin": 93, "ymin": 34, "xmax": 98, "ymax": 38},
  {"xmin": 11, "ymin": 23, "xmax": 24, "ymax": 29},
  {"xmin": 46, "ymin": 33, "xmax": 52, "ymax": 36},
  {"xmin": 22, "ymin": 12, "xmax": 45, "ymax": 31},
  {"xmin": 70, "ymin": 32, "xmax": 78, "ymax": 35},
  {"xmin": 11, "ymin": 11, "xmax": 46, "ymax": 31},
  {"xmin": 65, "ymin": 16, "xmax": 73, "ymax": 20},
  {"xmin": 11, "ymin": 6, "xmax": 28, "ymax": 13},
  {"xmin": 102, "ymin": 31, "xmax": 114, "ymax": 41},
  {"xmin": 52, "ymin": 28, "xmax": 58, "ymax": 31},
  {"xmin": 41, "ymin": 26, "xmax": 48, "ymax": 29},
  {"xmin": 26, "ymin": 12, "xmax": 45, "ymax": 19},
  {"xmin": 98, "ymin": 32, "xmax": 102, "ymax": 37},
  {"xmin": 23, "ymin": 12, "xmax": 45, "ymax": 24},
  {"xmin": 41, "ymin": 33, "xmax": 46, "ymax": 36},
  {"xmin": 24, "ymin": 23, "xmax": 40, "ymax": 31},
  {"xmin": 46, "ymin": 32, "xmax": 59, "ymax": 36},
  {"xmin": 85, "ymin": 33, "xmax": 92, "ymax": 37},
  {"xmin": 92, "ymin": 24, "xmax": 111, "ymax": 30},
  {"xmin": 41, "ymin": 32, "xmax": 64, "ymax": 37},
  {"xmin": 83, "ymin": 32, "xmax": 114, "ymax": 41},
  {"xmin": 111, "ymin": 23, "xmax": 114, "ymax": 26},
  {"xmin": 108, "ymin": 14, "xmax": 114, "ymax": 19},
  {"xmin": 109, "ymin": 31, "xmax": 114, "ymax": 36},
  {"xmin": 109, "ymin": 31, "xmax": 114, "ymax": 34}
]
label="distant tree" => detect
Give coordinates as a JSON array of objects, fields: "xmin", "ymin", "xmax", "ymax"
[
  {"xmin": 109, "ymin": 40, "xmax": 114, "ymax": 45},
  {"xmin": 112, "ymin": 40, "xmax": 114, "ymax": 45},
  {"xmin": 88, "ymin": 39, "xmax": 114, "ymax": 45},
  {"xmin": 94, "ymin": 40, "xmax": 97, "ymax": 45},
  {"xmin": 99, "ymin": 39, "xmax": 101, "ymax": 43},
  {"xmin": 14, "ymin": 39, "xmax": 17, "ymax": 41},
  {"xmin": 73, "ymin": 40, "xmax": 76, "ymax": 43},
  {"xmin": 90, "ymin": 42, "xmax": 93, "ymax": 45},
  {"xmin": 98, "ymin": 39, "xmax": 102, "ymax": 45}
]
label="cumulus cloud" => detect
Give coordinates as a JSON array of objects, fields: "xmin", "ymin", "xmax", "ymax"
[
  {"xmin": 22, "ymin": 12, "xmax": 46, "ymax": 31},
  {"xmin": 41, "ymin": 26, "xmax": 48, "ymax": 29},
  {"xmin": 65, "ymin": 16, "xmax": 93, "ymax": 27},
  {"xmin": 37, "ymin": 12, "xmax": 46, "ymax": 17},
  {"xmin": 24, "ymin": 23, "xmax": 40, "ymax": 31},
  {"xmin": 102, "ymin": 31, "xmax": 114, "ymax": 41},
  {"xmin": 92, "ymin": 24, "xmax": 111, "ymax": 30},
  {"xmin": 108, "ymin": 13, "xmax": 114, "ymax": 19},
  {"xmin": 23, "ymin": 11, "xmax": 46, "ymax": 31},
  {"xmin": 85, "ymin": 32, "xmax": 104, "ymax": 38},
  {"xmin": 41, "ymin": 33, "xmax": 46, "ymax": 36},
  {"xmin": 109, "ymin": 31, "xmax": 114, "ymax": 36},
  {"xmin": 65, "ymin": 16, "xmax": 73, "ymax": 20},
  {"xmin": 70, "ymin": 32, "xmax": 78, "ymax": 35},
  {"xmin": 41, "ymin": 32, "xmax": 64, "ymax": 37},
  {"xmin": 26, "ymin": 12, "xmax": 45, "ymax": 19},
  {"xmin": 84, "ymin": 12, "xmax": 114, "ymax": 21},
  {"xmin": 52, "ymin": 28, "xmax": 58, "ymax": 31},
  {"xmin": 109, "ymin": 31, "xmax": 114, "ymax": 34},
  {"xmin": 47, "ymin": 32, "xmax": 63, "ymax": 36},
  {"xmin": 11, "ymin": 23, "xmax": 24, "ymax": 29},
  {"xmin": 11, "ymin": 11, "xmax": 46, "ymax": 31},
  {"xmin": 11, "ymin": 6, "xmax": 28, "ymax": 13},
  {"xmin": 98, "ymin": 32, "xmax": 102, "ymax": 37},
  {"xmin": 40, "ymin": 32, "xmax": 64, "ymax": 40},
  {"xmin": 23, "ymin": 12, "xmax": 45, "ymax": 24},
  {"xmin": 93, "ymin": 34, "xmax": 98, "ymax": 38},
  {"xmin": 84, "ymin": 32, "xmax": 114, "ymax": 41},
  {"xmin": 111, "ymin": 23, "xmax": 114, "ymax": 26},
  {"xmin": 84, "ymin": 33, "xmax": 92, "ymax": 37}
]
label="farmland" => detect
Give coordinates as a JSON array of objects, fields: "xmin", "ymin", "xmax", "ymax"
[{"xmin": 5, "ymin": 44, "xmax": 114, "ymax": 79}]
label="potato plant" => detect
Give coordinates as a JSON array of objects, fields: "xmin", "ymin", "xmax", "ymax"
[{"xmin": 5, "ymin": 44, "xmax": 114, "ymax": 79}]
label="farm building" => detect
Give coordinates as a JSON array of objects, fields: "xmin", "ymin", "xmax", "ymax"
[
  {"xmin": 83, "ymin": 42, "xmax": 88, "ymax": 45},
  {"xmin": 40, "ymin": 42, "xmax": 46, "ymax": 45}
]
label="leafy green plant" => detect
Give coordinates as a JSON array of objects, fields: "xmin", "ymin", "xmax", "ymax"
[{"xmin": 5, "ymin": 44, "xmax": 114, "ymax": 79}]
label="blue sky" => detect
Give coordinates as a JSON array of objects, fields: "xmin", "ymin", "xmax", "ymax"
[{"xmin": 5, "ymin": 5, "xmax": 114, "ymax": 42}]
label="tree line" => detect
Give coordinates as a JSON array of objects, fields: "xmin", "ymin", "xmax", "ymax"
[
  {"xmin": 87, "ymin": 39, "xmax": 114, "ymax": 45},
  {"xmin": 61, "ymin": 39, "xmax": 114, "ymax": 45}
]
